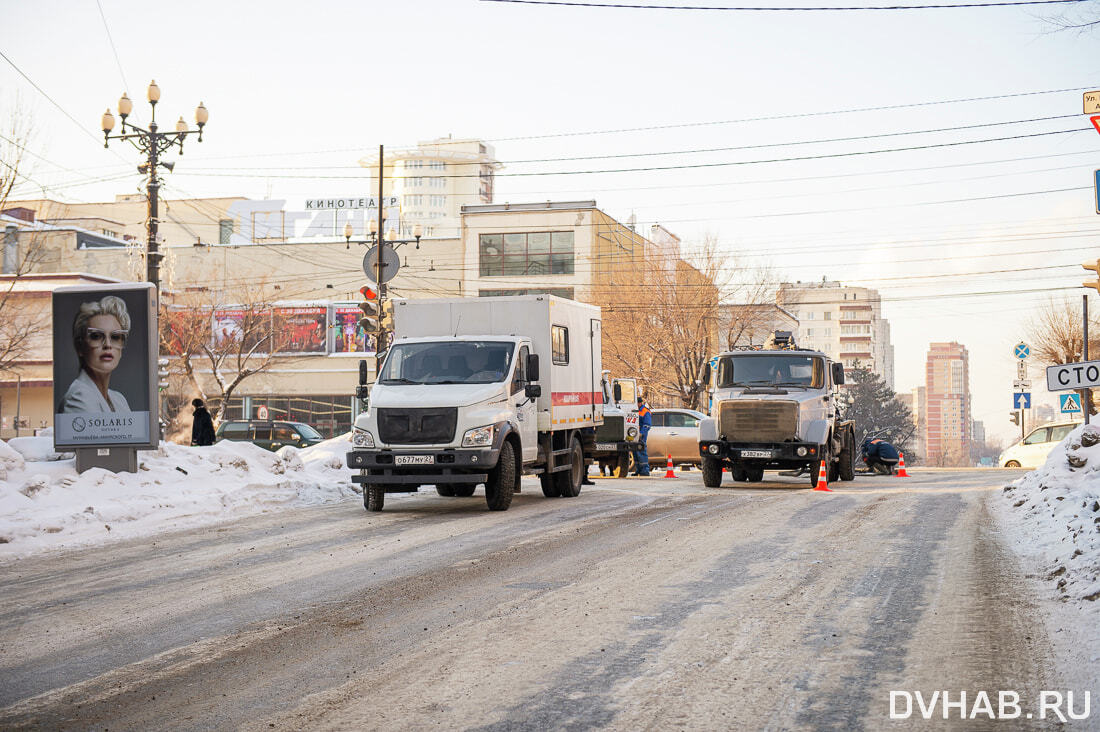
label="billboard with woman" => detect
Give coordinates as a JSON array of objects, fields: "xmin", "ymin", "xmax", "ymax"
[{"xmin": 52, "ymin": 283, "xmax": 158, "ymax": 449}]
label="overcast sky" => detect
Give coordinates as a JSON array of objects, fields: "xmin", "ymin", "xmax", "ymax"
[{"xmin": 3, "ymin": 0, "xmax": 1099, "ymax": 442}]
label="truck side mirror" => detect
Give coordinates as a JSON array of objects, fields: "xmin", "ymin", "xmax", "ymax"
[
  {"xmin": 526, "ymin": 353, "xmax": 540, "ymax": 382},
  {"xmin": 702, "ymin": 362, "xmax": 711, "ymax": 385},
  {"xmin": 613, "ymin": 382, "xmax": 622, "ymax": 402},
  {"xmin": 359, "ymin": 359, "xmax": 368, "ymax": 386},
  {"xmin": 831, "ymin": 362, "xmax": 845, "ymax": 385},
  {"xmin": 525, "ymin": 384, "xmax": 542, "ymax": 399}
]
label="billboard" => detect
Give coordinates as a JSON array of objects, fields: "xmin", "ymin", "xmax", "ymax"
[
  {"xmin": 276, "ymin": 306, "xmax": 328, "ymax": 354},
  {"xmin": 52, "ymin": 283, "xmax": 158, "ymax": 449},
  {"xmin": 332, "ymin": 304, "xmax": 375, "ymax": 354}
]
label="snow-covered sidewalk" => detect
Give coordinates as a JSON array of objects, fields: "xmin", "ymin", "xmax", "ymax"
[{"xmin": 0, "ymin": 431, "xmax": 362, "ymax": 561}]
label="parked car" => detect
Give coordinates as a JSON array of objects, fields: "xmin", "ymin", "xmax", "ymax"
[
  {"xmin": 646, "ymin": 408, "xmax": 708, "ymax": 468},
  {"xmin": 998, "ymin": 420, "xmax": 1081, "ymax": 468},
  {"xmin": 215, "ymin": 420, "xmax": 325, "ymax": 451}
]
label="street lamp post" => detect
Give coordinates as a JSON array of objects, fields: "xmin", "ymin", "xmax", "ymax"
[{"xmin": 101, "ymin": 80, "xmax": 208, "ymax": 292}]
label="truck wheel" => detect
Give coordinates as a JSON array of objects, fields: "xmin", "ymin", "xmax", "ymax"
[
  {"xmin": 702, "ymin": 457, "xmax": 723, "ymax": 487},
  {"xmin": 436, "ymin": 484, "xmax": 456, "ymax": 497},
  {"xmin": 616, "ymin": 451, "xmax": 633, "ymax": 477},
  {"xmin": 839, "ymin": 437, "xmax": 856, "ymax": 482},
  {"xmin": 555, "ymin": 437, "xmax": 584, "ymax": 498},
  {"xmin": 486, "ymin": 440, "xmax": 516, "ymax": 511},
  {"xmin": 454, "ymin": 485, "xmax": 476, "ymax": 497},
  {"xmin": 540, "ymin": 473, "xmax": 562, "ymax": 497},
  {"xmin": 365, "ymin": 486, "xmax": 385, "ymax": 512},
  {"xmin": 730, "ymin": 465, "xmax": 747, "ymax": 482},
  {"xmin": 745, "ymin": 467, "xmax": 764, "ymax": 482}
]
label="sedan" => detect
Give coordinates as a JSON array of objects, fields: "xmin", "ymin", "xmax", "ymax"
[{"xmin": 645, "ymin": 408, "xmax": 708, "ymax": 469}]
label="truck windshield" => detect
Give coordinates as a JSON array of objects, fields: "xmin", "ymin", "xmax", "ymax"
[
  {"xmin": 379, "ymin": 341, "xmax": 514, "ymax": 385},
  {"xmin": 715, "ymin": 354, "xmax": 823, "ymax": 389}
]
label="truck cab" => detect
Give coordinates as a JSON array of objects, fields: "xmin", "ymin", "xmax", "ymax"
[
  {"xmin": 697, "ymin": 332, "xmax": 855, "ymax": 488},
  {"xmin": 591, "ymin": 372, "xmax": 640, "ymax": 476}
]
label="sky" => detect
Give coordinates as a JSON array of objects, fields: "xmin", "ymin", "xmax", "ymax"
[{"xmin": 2, "ymin": 0, "xmax": 1099, "ymax": 444}]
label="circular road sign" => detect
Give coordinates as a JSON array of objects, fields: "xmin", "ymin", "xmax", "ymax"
[
  {"xmin": 362, "ymin": 244, "xmax": 401, "ymax": 285},
  {"xmin": 1014, "ymin": 342, "xmax": 1030, "ymax": 360}
]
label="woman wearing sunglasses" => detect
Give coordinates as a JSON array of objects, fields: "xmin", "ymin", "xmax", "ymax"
[{"xmin": 58, "ymin": 295, "xmax": 132, "ymax": 414}]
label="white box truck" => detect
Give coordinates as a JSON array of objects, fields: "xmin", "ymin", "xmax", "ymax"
[{"xmin": 345, "ymin": 295, "xmax": 603, "ymax": 511}]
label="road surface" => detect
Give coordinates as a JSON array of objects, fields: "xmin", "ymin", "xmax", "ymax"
[{"xmin": 0, "ymin": 467, "xmax": 1080, "ymax": 730}]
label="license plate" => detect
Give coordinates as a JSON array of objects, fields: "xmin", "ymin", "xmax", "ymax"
[
  {"xmin": 741, "ymin": 450, "xmax": 774, "ymax": 459},
  {"xmin": 395, "ymin": 455, "xmax": 433, "ymax": 465},
  {"xmin": 594, "ymin": 443, "xmax": 618, "ymax": 451}
]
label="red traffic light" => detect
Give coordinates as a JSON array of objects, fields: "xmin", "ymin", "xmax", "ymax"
[{"xmin": 360, "ymin": 285, "xmax": 377, "ymax": 300}]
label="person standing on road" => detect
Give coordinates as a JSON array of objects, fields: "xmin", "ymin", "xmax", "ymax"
[
  {"xmin": 632, "ymin": 397, "xmax": 652, "ymax": 476},
  {"xmin": 191, "ymin": 398, "xmax": 216, "ymax": 446}
]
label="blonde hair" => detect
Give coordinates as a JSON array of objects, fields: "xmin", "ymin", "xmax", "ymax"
[{"xmin": 72, "ymin": 295, "xmax": 131, "ymax": 355}]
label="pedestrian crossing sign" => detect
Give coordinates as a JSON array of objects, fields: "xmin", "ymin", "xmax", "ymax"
[{"xmin": 1060, "ymin": 393, "xmax": 1083, "ymax": 414}]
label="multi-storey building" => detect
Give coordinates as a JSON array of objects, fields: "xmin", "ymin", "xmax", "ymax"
[
  {"xmin": 360, "ymin": 137, "xmax": 501, "ymax": 239},
  {"xmin": 775, "ymin": 280, "xmax": 894, "ymax": 388},
  {"xmin": 924, "ymin": 342, "xmax": 971, "ymax": 466}
]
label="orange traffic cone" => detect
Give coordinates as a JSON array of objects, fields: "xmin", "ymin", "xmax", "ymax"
[
  {"xmin": 896, "ymin": 452, "xmax": 910, "ymax": 478},
  {"xmin": 814, "ymin": 459, "xmax": 832, "ymax": 492},
  {"xmin": 664, "ymin": 455, "xmax": 676, "ymax": 478}
]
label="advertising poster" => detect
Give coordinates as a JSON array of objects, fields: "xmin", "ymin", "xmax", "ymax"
[
  {"xmin": 332, "ymin": 304, "xmax": 375, "ymax": 354},
  {"xmin": 52, "ymin": 283, "xmax": 157, "ymax": 448},
  {"xmin": 213, "ymin": 307, "xmax": 270, "ymax": 352},
  {"xmin": 276, "ymin": 306, "xmax": 328, "ymax": 354}
]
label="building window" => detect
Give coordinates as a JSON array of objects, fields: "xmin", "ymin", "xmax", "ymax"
[
  {"xmin": 405, "ymin": 194, "xmax": 423, "ymax": 207},
  {"xmin": 824, "ymin": 312, "xmax": 831, "ymax": 320},
  {"xmin": 479, "ymin": 231, "xmax": 575, "ymax": 277},
  {"xmin": 552, "ymin": 325, "xmax": 569, "ymax": 365},
  {"xmin": 428, "ymin": 160, "xmax": 445, "ymax": 170},
  {"xmin": 406, "ymin": 160, "xmax": 423, "ymax": 170},
  {"xmin": 219, "ymin": 219, "xmax": 234, "ymax": 245},
  {"xmin": 430, "ymin": 195, "xmax": 446, "ymax": 207},
  {"xmin": 406, "ymin": 176, "xmax": 422, "ymax": 187},
  {"xmin": 479, "ymin": 287, "xmax": 575, "ymax": 300}
]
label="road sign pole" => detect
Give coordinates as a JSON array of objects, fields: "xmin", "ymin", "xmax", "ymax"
[{"xmin": 1085, "ymin": 294, "xmax": 1091, "ymax": 425}]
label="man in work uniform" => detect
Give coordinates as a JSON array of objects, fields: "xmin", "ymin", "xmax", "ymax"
[{"xmin": 632, "ymin": 397, "xmax": 652, "ymax": 476}]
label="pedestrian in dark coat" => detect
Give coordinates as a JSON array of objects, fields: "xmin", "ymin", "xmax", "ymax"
[{"xmin": 191, "ymin": 398, "xmax": 216, "ymax": 446}]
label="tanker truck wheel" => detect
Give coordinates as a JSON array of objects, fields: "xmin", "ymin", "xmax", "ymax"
[
  {"xmin": 702, "ymin": 456, "xmax": 723, "ymax": 487},
  {"xmin": 485, "ymin": 440, "xmax": 516, "ymax": 511},
  {"xmin": 365, "ymin": 486, "xmax": 385, "ymax": 512}
]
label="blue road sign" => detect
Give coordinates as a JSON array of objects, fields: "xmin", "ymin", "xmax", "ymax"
[
  {"xmin": 1060, "ymin": 393, "xmax": 1083, "ymax": 414},
  {"xmin": 1013, "ymin": 392, "xmax": 1032, "ymax": 409},
  {"xmin": 1014, "ymin": 343, "xmax": 1030, "ymax": 360}
]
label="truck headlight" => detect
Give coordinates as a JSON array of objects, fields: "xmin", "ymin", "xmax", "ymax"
[
  {"xmin": 796, "ymin": 446, "xmax": 808, "ymax": 457},
  {"xmin": 462, "ymin": 425, "xmax": 494, "ymax": 447},
  {"xmin": 708, "ymin": 444, "xmax": 720, "ymax": 455},
  {"xmin": 352, "ymin": 427, "xmax": 375, "ymax": 448},
  {"xmin": 627, "ymin": 426, "xmax": 638, "ymax": 439}
]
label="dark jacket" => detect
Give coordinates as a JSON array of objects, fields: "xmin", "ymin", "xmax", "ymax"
[{"xmin": 192, "ymin": 406, "xmax": 216, "ymax": 446}]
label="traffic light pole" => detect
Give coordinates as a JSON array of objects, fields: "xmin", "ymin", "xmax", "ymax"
[
  {"xmin": 1085, "ymin": 294, "xmax": 1091, "ymax": 426},
  {"xmin": 376, "ymin": 144, "xmax": 386, "ymax": 380}
]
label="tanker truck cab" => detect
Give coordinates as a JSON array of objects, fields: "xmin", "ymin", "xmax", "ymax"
[
  {"xmin": 347, "ymin": 295, "xmax": 602, "ymax": 512},
  {"xmin": 697, "ymin": 333, "xmax": 855, "ymax": 489}
]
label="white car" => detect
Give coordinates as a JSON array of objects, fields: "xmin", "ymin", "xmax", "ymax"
[{"xmin": 998, "ymin": 421, "xmax": 1081, "ymax": 468}]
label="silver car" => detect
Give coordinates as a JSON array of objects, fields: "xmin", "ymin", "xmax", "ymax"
[{"xmin": 646, "ymin": 408, "xmax": 708, "ymax": 468}]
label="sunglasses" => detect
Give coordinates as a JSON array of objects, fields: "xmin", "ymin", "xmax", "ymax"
[{"xmin": 86, "ymin": 328, "xmax": 129, "ymax": 347}]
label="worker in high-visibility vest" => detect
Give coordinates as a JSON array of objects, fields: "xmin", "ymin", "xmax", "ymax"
[{"xmin": 632, "ymin": 397, "xmax": 652, "ymax": 476}]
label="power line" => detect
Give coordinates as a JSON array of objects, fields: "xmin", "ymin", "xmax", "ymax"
[
  {"xmin": 95, "ymin": 0, "xmax": 130, "ymax": 94},
  {"xmin": 0, "ymin": 50, "xmax": 104, "ymax": 148},
  {"xmin": 483, "ymin": 0, "xmax": 1087, "ymax": 8}
]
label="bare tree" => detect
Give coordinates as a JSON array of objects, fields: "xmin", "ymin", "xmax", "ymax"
[
  {"xmin": 0, "ymin": 103, "xmax": 50, "ymax": 374},
  {"xmin": 160, "ymin": 282, "xmax": 302, "ymax": 437},
  {"xmin": 1025, "ymin": 297, "xmax": 1100, "ymax": 416},
  {"xmin": 1040, "ymin": 0, "xmax": 1100, "ymax": 33}
]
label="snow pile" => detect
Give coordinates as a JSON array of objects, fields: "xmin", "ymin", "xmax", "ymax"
[
  {"xmin": 0, "ymin": 433, "xmax": 363, "ymax": 560},
  {"xmin": 1001, "ymin": 423, "xmax": 1100, "ymax": 604}
]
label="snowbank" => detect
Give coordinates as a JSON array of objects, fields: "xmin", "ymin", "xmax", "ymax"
[
  {"xmin": 1000, "ymin": 423, "xmax": 1100, "ymax": 604},
  {"xmin": 0, "ymin": 433, "xmax": 365, "ymax": 561}
]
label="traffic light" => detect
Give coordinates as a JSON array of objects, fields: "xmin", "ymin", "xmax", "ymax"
[
  {"xmin": 1009, "ymin": 411, "xmax": 1020, "ymax": 425},
  {"xmin": 358, "ymin": 285, "xmax": 379, "ymax": 331},
  {"xmin": 1085, "ymin": 259, "xmax": 1100, "ymax": 293},
  {"xmin": 379, "ymin": 300, "xmax": 395, "ymax": 332}
]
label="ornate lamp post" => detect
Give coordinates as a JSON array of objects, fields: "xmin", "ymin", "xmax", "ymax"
[{"xmin": 101, "ymin": 80, "xmax": 208, "ymax": 292}]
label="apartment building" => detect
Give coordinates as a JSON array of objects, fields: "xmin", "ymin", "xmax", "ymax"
[{"xmin": 924, "ymin": 342, "xmax": 971, "ymax": 466}]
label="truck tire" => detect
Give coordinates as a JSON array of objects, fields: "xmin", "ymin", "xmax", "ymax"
[
  {"xmin": 839, "ymin": 434, "xmax": 856, "ymax": 482},
  {"xmin": 436, "ymin": 484, "xmax": 456, "ymax": 497},
  {"xmin": 555, "ymin": 437, "xmax": 584, "ymax": 498},
  {"xmin": 745, "ymin": 467, "xmax": 764, "ymax": 482},
  {"xmin": 730, "ymin": 465, "xmax": 747, "ymax": 482},
  {"xmin": 702, "ymin": 456, "xmax": 723, "ymax": 487},
  {"xmin": 485, "ymin": 440, "xmax": 516, "ymax": 511},
  {"xmin": 454, "ymin": 485, "xmax": 477, "ymax": 497},
  {"xmin": 616, "ymin": 451, "xmax": 633, "ymax": 478},
  {"xmin": 365, "ymin": 486, "xmax": 385, "ymax": 512},
  {"xmin": 540, "ymin": 473, "xmax": 562, "ymax": 497}
]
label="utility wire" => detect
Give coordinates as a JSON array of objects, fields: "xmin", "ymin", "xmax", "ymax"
[
  {"xmin": 483, "ymin": 0, "xmax": 1088, "ymax": 10},
  {"xmin": 0, "ymin": 50, "xmax": 104, "ymax": 147},
  {"xmin": 95, "ymin": 0, "xmax": 129, "ymax": 94}
]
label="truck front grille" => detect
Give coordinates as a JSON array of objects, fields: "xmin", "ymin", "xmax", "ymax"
[
  {"xmin": 718, "ymin": 401, "xmax": 798, "ymax": 443},
  {"xmin": 595, "ymin": 415, "xmax": 624, "ymax": 442},
  {"xmin": 377, "ymin": 407, "xmax": 457, "ymax": 445}
]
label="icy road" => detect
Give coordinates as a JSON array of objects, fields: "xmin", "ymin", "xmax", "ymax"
[{"xmin": 0, "ymin": 468, "xmax": 1093, "ymax": 730}]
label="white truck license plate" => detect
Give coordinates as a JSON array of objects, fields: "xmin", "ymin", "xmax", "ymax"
[
  {"xmin": 594, "ymin": 443, "xmax": 617, "ymax": 451},
  {"xmin": 395, "ymin": 455, "xmax": 433, "ymax": 465},
  {"xmin": 741, "ymin": 450, "xmax": 773, "ymax": 459}
]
